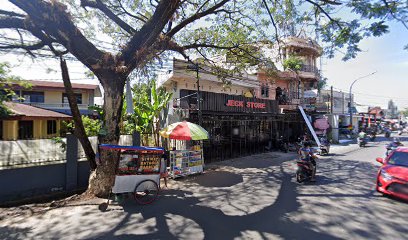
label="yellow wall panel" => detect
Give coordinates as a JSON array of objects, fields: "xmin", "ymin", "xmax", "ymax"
[
  {"xmin": 33, "ymin": 120, "xmax": 43, "ymax": 139},
  {"xmin": 45, "ymin": 91, "xmax": 62, "ymax": 104},
  {"xmin": 3, "ymin": 120, "xmax": 18, "ymax": 140},
  {"xmin": 81, "ymin": 91, "xmax": 89, "ymax": 105}
]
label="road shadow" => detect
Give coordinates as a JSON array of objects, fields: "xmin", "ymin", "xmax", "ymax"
[
  {"xmin": 4, "ymin": 149, "xmax": 408, "ymax": 239},
  {"xmin": 0, "ymin": 226, "xmax": 32, "ymax": 240},
  {"xmin": 93, "ymin": 167, "xmax": 342, "ymax": 240},
  {"xmin": 183, "ymin": 170, "xmax": 244, "ymax": 188}
]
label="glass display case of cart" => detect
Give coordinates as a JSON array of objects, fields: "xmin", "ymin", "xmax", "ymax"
[
  {"xmin": 169, "ymin": 145, "xmax": 204, "ymax": 178},
  {"xmin": 117, "ymin": 150, "xmax": 162, "ymax": 175}
]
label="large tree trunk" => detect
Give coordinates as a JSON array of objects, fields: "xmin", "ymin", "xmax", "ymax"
[
  {"xmin": 87, "ymin": 74, "xmax": 126, "ymax": 197},
  {"xmin": 60, "ymin": 58, "xmax": 97, "ymax": 170}
]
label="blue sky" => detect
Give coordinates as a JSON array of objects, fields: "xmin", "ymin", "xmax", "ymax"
[{"xmin": 322, "ymin": 21, "xmax": 408, "ymax": 109}]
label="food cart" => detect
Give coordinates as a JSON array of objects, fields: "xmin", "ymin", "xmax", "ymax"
[
  {"xmin": 98, "ymin": 144, "xmax": 165, "ymax": 211},
  {"xmin": 169, "ymin": 147, "xmax": 204, "ymax": 178},
  {"xmin": 160, "ymin": 121, "xmax": 208, "ymax": 178}
]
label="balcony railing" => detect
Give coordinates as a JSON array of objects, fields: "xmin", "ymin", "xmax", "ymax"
[
  {"xmin": 300, "ymin": 65, "xmax": 319, "ymax": 74},
  {"xmin": 22, "ymin": 102, "xmax": 90, "ymax": 109},
  {"xmin": 278, "ymin": 93, "xmax": 316, "ymax": 105}
]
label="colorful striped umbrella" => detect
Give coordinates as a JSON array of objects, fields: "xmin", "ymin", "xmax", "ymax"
[{"xmin": 160, "ymin": 121, "xmax": 209, "ymax": 140}]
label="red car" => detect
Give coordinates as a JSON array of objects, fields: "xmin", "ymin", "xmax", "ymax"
[{"xmin": 376, "ymin": 147, "xmax": 408, "ymax": 201}]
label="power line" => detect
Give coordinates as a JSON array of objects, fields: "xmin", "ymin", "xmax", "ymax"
[{"xmin": 332, "ymin": 87, "xmax": 408, "ymax": 101}]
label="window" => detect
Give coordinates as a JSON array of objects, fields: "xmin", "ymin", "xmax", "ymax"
[
  {"xmin": 18, "ymin": 120, "xmax": 33, "ymax": 139},
  {"xmin": 261, "ymin": 85, "xmax": 269, "ymax": 98},
  {"xmin": 22, "ymin": 91, "xmax": 44, "ymax": 103},
  {"xmin": 62, "ymin": 93, "xmax": 82, "ymax": 104},
  {"xmin": 388, "ymin": 152, "xmax": 408, "ymax": 167},
  {"xmin": 47, "ymin": 120, "xmax": 57, "ymax": 135}
]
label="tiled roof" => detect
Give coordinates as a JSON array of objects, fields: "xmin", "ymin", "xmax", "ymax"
[
  {"xmin": 4, "ymin": 102, "xmax": 72, "ymax": 119},
  {"xmin": 368, "ymin": 107, "xmax": 384, "ymax": 115},
  {"xmin": 23, "ymin": 80, "xmax": 98, "ymax": 90}
]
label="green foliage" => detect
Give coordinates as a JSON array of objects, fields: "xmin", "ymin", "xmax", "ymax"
[
  {"xmin": 124, "ymin": 79, "xmax": 172, "ymax": 135},
  {"xmin": 283, "ymin": 56, "xmax": 303, "ymax": 72},
  {"xmin": 317, "ymin": 77, "xmax": 328, "ymax": 92},
  {"xmin": 52, "ymin": 137, "xmax": 67, "ymax": 151},
  {"xmin": 400, "ymin": 108, "xmax": 408, "ymax": 117},
  {"xmin": 66, "ymin": 0, "xmax": 406, "ymax": 62},
  {"xmin": 63, "ymin": 116, "xmax": 102, "ymax": 136},
  {"xmin": 88, "ymin": 105, "xmax": 104, "ymax": 119},
  {"xmin": 0, "ymin": 62, "xmax": 26, "ymax": 117}
]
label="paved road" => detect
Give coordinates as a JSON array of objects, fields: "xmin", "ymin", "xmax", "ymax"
[{"xmin": 1, "ymin": 137, "xmax": 408, "ymax": 240}]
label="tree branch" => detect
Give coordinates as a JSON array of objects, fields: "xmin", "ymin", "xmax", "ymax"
[
  {"xmin": 182, "ymin": 43, "xmax": 239, "ymax": 50},
  {"xmin": 0, "ymin": 9, "xmax": 25, "ymax": 18},
  {"xmin": 0, "ymin": 15, "xmax": 26, "ymax": 29},
  {"xmin": 381, "ymin": 0, "xmax": 408, "ymax": 31},
  {"xmin": 80, "ymin": 0, "xmax": 136, "ymax": 34},
  {"xmin": 166, "ymin": 0, "xmax": 229, "ymax": 38},
  {"xmin": 305, "ymin": 0, "xmax": 342, "ymax": 29},
  {"xmin": 117, "ymin": 0, "xmax": 147, "ymax": 23},
  {"xmin": 0, "ymin": 41, "xmax": 45, "ymax": 57},
  {"xmin": 320, "ymin": 0, "xmax": 342, "ymax": 5},
  {"xmin": 9, "ymin": 0, "xmax": 106, "ymax": 74},
  {"xmin": 262, "ymin": 0, "xmax": 281, "ymax": 58},
  {"xmin": 60, "ymin": 57, "xmax": 97, "ymax": 170},
  {"xmin": 120, "ymin": 0, "xmax": 180, "ymax": 69}
]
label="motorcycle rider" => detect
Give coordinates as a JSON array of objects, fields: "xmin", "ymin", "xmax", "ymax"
[
  {"xmin": 298, "ymin": 142, "xmax": 317, "ymax": 182},
  {"xmin": 384, "ymin": 126, "xmax": 391, "ymax": 138},
  {"xmin": 358, "ymin": 129, "xmax": 367, "ymax": 140},
  {"xmin": 357, "ymin": 129, "xmax": 367, "ymax": 146},
  {"xmin": 386, "ymin": 137, "xmax": 404, "ymax": 156}
]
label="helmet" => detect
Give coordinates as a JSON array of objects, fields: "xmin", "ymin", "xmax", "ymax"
[{"xmin": 393, "ymin": 137, "xmax": 401, "ymax": 143}]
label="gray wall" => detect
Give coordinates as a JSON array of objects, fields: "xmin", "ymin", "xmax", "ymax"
[
  {"xmin": 0, "ymin": 161, "xmax": 90, "ymax": 203},
  {"xmin": 0, "ymin": 135, "xmax": 132, "ymax": 204}
]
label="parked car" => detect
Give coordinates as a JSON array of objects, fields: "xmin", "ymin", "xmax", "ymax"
[{"xmin": 376, "ymin": 148, "xmax": 408, "ymax": 201}]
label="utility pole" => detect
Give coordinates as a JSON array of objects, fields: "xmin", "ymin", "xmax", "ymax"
[
  {"xmin": 187, "ymin": 62, "xmax": 202, "ymax": 126},
  {"xmin": 349, "ymin": 71, "xmax": 377, "ymax": 132},
  {"xmin": 330, "ymin": 86, "xmax": 334, "ymax": 114},
  {"xmin": 195, "ymin": 63, "xmax": 202, "ymax": 126}
]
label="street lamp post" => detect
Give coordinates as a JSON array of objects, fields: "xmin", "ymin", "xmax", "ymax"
[{"xmin": 349, "ymin": 71, "xmax": 377, "ymax": 133}]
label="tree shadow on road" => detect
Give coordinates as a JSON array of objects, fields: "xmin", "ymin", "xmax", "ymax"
[
  {"xmin": 91, "ymin": 162, "xmax": 342, "ymax": 240},
  {"xmin": 4, "ymin": 150, "xmax": 408, "ymax": 240},
  {"xmin": 0, "ymin": 226, "xmax": 32, "ymax": 240}
]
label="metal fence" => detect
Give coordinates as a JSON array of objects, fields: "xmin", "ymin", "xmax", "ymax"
[
  {"xmin": 0, "ymin": 134, "xmax": 134, "ymax": 204},
  {"xmin": 0, "ymin": 135, "xmax": 132, "ymax": 169}
]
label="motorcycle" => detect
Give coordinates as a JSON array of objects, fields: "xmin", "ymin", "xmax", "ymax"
[
  {"xmin": 358, "ymin": 137, "xmax": 367, "ymax": 147},
  {"xmin": 385, "ymin": 129, "xmax": 391, "ymax": 138},
  {"xmin": 276, "ymin": 136, "xmax": 288, "ymax": 153},
  {"xmin": 369, "ymin": 133, "xmax": 376, "ymax": 141},
  {"xmin": 296, "ymin": 156, "xmax": 316, "ymax": 183},
  {"xmin": 319, "ymin": 137, "xmax": 330, "ymax": 155},
  {"xmin": 398, "ymin": 128, "xmax": 408, "ymax": 135}
]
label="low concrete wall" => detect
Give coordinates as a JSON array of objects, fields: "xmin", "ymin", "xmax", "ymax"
[
  {"xmin": 0, "ymin": 135, "xmax": 133, "ymax": 168},
  {"xmin": 0, "ymin": 134, "xmax": 135, "ymax": 203},
  {"xmin": 0, "ymin": 159, "xmax": 92, "ymax": 203}
]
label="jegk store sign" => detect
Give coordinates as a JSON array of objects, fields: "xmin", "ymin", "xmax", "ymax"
[{"xmin": 226, "ymin": 99, "xmax": 266, "ymax": 109}]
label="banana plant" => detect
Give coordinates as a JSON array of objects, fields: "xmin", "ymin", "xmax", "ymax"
[{"xmin": 123, "ymin": 79, "xmax": 172, "ymax": 146}]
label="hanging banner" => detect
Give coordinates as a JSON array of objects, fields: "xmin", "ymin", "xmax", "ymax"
[{"xmin": 299, "ymin": 105, "xmax": 321, "ymax": 146}]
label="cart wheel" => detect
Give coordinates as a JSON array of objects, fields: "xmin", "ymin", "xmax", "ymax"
[
  {"xmin": 133, "ymin": 179, "xmax": 159, "ymax": 205},
  {"xmin": 98, "ymin": 202, "xmax": 108, "ymax": 212}
]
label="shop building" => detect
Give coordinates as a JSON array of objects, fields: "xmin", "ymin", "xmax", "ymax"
[{"xmin": 158, "ymin": 36, "xmax": 322, "ymax": 163}]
